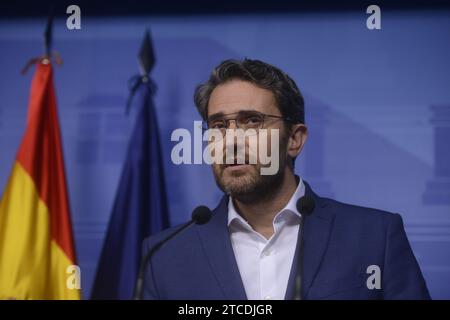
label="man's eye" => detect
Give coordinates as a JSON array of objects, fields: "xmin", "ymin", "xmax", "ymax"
[
  {"xmin": 210, "ymin": 121, "xmax": 226, "ymax": 129},
  {"xmin": 243, "ymin": 116, "xmax": 261, "ymax": 125}
]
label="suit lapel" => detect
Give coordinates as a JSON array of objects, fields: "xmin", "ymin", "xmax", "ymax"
[
  {"xmin": 285, "ymin": 181, "xmax": 335, "ymax": 299},
  {"xmin": 195, "ymin": 196, "xmax": 247, "ymax": 300},
  {"xmin": 300, "ymin": 181, "xmax": 335, "ymax": 299}
]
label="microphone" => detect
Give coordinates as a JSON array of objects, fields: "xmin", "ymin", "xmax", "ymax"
[
  {"xmin": 133, "ymin": 205, "xmax": 212, "ymax": 300},
  {"xmin": 294, "ymin": 195, "xmax": 315, "ymax": 300}
]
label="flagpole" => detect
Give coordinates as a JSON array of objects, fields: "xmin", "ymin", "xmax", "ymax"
[
  {"xmin": 21, "ymin": 10, "xmax": 62, "ymax": 75},
  {"xmin": 126, "ymin": 29, "xmax": 156, "ymax": 113}
]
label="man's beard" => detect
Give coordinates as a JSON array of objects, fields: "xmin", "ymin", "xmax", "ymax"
[{"xmin": 212, "ymin": 160, "xmax": 286, "ymax": 204}]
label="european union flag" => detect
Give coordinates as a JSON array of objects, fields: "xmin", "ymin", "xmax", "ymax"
[{"xmin": 91, "ymin": 31, "xmax": 169, "ymax": 299}]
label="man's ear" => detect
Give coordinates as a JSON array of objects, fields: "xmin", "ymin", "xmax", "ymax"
[{"xmin": 287, "ymin": 124, "xmax": 308, "ymax": 159}]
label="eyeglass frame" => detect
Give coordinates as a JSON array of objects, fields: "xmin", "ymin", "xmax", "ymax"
[{"xmin": 201, "ymin": 110, "xmax": 296, "ymax": 132}]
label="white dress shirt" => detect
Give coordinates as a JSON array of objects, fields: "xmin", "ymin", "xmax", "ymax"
[{"xmin": 228, "ymin": 178, "xmax": 305, "ymax": 300}]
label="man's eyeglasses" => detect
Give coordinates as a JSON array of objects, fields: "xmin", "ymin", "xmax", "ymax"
[{"xmin": 202, "ymin": 111, "xmax": 293, "ymax": 133}]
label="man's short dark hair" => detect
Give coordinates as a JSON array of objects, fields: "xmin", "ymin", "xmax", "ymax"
[{"xmin": 194, "ymin": 58, "xmax": 305, "ymax": 124}]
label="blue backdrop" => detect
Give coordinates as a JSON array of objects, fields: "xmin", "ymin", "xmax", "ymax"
[{"xmin": 0, "ymin": 10, "xmax": 449, "ymax": 299}]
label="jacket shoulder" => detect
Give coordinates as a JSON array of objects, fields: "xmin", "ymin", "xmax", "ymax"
[
  {"xmin": 320, "ymin": 196, "xmax": 402, "ymax": 226},
  {"xmin": 142, "ymin": 223, "xmax": 193, "ymax": 253}
]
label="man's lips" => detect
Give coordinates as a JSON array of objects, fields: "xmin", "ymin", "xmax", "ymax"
[{"xmin": 223, "ymin": 163, "xmax": 253, "ymax": 171}]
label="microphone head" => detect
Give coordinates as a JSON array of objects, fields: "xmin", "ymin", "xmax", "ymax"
[
  {"xmin": 296, "ymin": 196, "xmax": 315, "ymax": 216},
  {"xmin": 191, "ymin": 206, "xmax": 212, "ymax": 225}
]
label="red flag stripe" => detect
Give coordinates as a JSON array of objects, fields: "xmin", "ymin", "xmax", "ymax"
[{"xmin": 15, "ymin": 63, "xmax": 76, "ymax": 262}]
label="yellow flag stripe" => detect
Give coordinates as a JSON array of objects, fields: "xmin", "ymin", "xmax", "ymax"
[{"xmin": 0, "ymin": 163, "xmax": 80, "ymax": 299}]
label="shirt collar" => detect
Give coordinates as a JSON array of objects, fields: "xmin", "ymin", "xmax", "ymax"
[{"xmin": 227, "ymin": 176, "xmax": 306, "ymax": 227}]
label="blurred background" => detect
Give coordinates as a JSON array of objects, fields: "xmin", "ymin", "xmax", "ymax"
[{"xmin": 0, "ymin": 1, "xmax": 449, "ymax": 299}]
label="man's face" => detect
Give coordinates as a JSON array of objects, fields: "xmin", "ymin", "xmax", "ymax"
[{"xmin": 207, "ymin": 80, "xmax": 289, "ymax": 201}]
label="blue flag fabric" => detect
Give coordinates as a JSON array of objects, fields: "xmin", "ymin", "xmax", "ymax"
[{"xmin": 91, "ymin": 80, "xmax": 170, "ymax": 299}]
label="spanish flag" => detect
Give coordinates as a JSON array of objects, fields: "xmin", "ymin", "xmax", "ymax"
[{"xmin": 0, "ymin": 61, "xmax": 80, "ymax": 299}]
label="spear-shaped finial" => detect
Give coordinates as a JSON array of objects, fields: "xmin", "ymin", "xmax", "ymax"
[
  {"xmin": 44, "ymin": 8, "xmax": 54, "ymax": 58},
  {"xmin": 138, "ymin": 29, "xmax": 155, "ymax": 80},
  {"xmin": 21, "ymin": 8, "xmax": 61, "ymax": 74},
  {"xmin": 125, "ymin": 29, "xmax": 157, "ymax": 112}
]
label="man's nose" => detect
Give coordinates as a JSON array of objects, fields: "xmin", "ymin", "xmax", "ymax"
[{"xmin": 226, "ymin": 119, "xmax": 238, "ymax": 130}]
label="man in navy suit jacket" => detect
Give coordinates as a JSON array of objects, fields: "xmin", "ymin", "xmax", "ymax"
[{"xmin": 142, "ymin": 59, "xmax": 430, "ymax": 300}]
